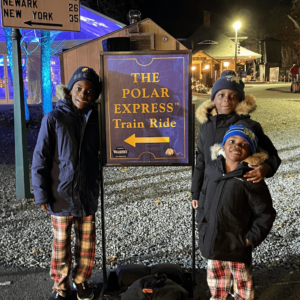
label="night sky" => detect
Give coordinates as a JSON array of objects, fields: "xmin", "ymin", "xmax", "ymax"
[{"xmin": 135, "ymin": 0, "xmax": 293, "ymax": 38}]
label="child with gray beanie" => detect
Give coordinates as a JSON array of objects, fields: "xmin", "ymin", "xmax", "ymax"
[{"xmin": 191, "ymin": 69, "xmax": 281, "ymax": 205}]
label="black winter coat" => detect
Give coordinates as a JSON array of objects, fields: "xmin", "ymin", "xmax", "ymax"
[
  {"xmin": 32, "ymin": 98, "xmax": 100, "ymax": 216},
  {"xmin": 197, "ymin": 155, "xmax": 276, "ymax": 264},
  {"xmin": 191, "ymin": 97, "xmax": 281, "ymax": 200}
]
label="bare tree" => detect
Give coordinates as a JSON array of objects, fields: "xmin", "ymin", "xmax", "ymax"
[{"xmin": 266, "ymin": 2, "xmax": 300, "ymax": 66}]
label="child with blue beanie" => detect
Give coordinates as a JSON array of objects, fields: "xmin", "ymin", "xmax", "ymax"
[
  {"xmin": 191, "ymin": 70, "xmax": 281, "ymax": 204},
  {"xmin": 193, "ymin": 124, "xmax": 276, "ymax": 300},
  {"xmin": 32, "ymin": 66, "xmax": 102, "ymax": 300}
]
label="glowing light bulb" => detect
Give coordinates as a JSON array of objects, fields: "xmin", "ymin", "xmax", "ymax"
[{"xmin": 233, "ymin": 21, "xmax": 241, "ymax": 30}]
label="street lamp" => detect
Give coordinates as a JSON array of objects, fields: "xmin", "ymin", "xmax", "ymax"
[{"xmin": 233, "ymin": 21, "xmax": 241, "ymax": 74}]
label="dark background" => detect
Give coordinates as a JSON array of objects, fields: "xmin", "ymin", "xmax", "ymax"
[
  {"xmin": 81, "ymin": 0, "xmax": 300, "ymax": 66},
  {"xmin": 81, "ymin": 0, "xmax": 293, "ymax": 37}
]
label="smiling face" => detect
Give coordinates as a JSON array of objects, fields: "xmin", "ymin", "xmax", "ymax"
[
  {"xmin": 69, "ymin": 80, "xmax": 96, "ymax": 110},
  {"xmin": 223, "ymin": 135, "xmax": 251, "ymax": 164},
  {"xmin": 212, "ymin": 89, "xmax": 240, "ymax": 114}
]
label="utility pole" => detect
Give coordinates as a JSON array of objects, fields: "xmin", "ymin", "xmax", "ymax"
[
  {"xmin": 233, "ymin": 21, "xmax": 241, "ymax": 75},
  {"xmin": 235, "ymin": 28, "xmax": 238, "ymax": 73}
]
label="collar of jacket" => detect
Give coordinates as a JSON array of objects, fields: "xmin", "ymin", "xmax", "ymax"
[
  {"xmin": 55, "ymin": 98, "xmax": 93, "ymax": 118},
  {"xmin": 215, "ymin": 155, "xmax": 251, "ymax": 182},
  {"xmin": 195, "ymin": 94, "xmax": 257, "ymax": 124}
]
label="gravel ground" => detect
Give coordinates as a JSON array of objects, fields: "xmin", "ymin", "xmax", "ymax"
[{"xmin": 0, "ymin": 91, "xmax": 300, "ymax": 289}]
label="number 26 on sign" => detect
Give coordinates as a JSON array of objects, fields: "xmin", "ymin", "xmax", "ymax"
[{"xmin": 69, "ymin": 0, "xmax": 79, "ymax": 23}]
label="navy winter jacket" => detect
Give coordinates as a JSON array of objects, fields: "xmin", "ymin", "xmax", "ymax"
[
  {"xmin": 197, "ymin": 155, "xmax": 276, "ymax": 264},
  {"xmin": 32, "ymin": 99, "xmax": 100, "ymax": 216}
]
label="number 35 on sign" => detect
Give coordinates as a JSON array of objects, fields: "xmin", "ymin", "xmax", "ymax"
[{"xmin": 68, "ymin": 0, "xmax": 79, "ymax": 23}]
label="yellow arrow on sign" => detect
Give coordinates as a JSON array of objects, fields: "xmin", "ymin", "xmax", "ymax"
[{"xmin": 124, "ymin": 134, "xmax": 170, "ymax": 147}]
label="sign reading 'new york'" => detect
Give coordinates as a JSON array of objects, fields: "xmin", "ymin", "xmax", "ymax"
[
  {"xmin": 1, "ymin": 0, "xmax": 80, "ymax": 31},
  {"xmin": 102, "ymin": 52, "xmax": 191, "ymax": 166}
]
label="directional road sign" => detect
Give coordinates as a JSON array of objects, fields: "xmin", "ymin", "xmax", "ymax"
[{"xmin": 1, "ymin": 0, "xmax": 80, "ymax": 31}]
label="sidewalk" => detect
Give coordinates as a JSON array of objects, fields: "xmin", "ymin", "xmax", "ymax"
[{"xmin": 1, "ymin": 264, "xmax": 300, "ymax": 299}]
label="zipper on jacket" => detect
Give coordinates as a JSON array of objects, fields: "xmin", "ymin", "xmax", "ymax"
[
  {"xmin": 209, "ymin": 180, "xmax": 227, "ymax": 256},
  {"xmin": 77, "ymin": 112, "xmax": 90, "ymax": 216}
]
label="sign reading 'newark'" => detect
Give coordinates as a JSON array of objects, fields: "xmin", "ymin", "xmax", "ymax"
[
  {"xmin": 1, "ymin": 0, "xmax": 80, "ymax": 31},
  {"xmin": 101, "ymin": 52, "xmax": 192, "ymax": 166}
]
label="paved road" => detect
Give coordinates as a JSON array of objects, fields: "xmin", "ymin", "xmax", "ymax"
[{"xmin": 1, "ymin": 83, "xmax": 300, "ymax": 300}]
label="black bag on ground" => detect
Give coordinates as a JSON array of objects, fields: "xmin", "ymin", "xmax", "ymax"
[
  {"xmin": 116, "ymin": 264, "xmax": 151, "ymax": 290},
  {"xmin": 150, "ymin": 263, "xmax": 186, "ymax": 286},
  {"xmin": 120, "ymin": 274, "xmax": 189, "ymax": 300}
]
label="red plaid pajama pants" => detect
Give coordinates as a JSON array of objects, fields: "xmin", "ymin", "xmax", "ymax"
[
  {"xmin": 207, "ymin": 259, "xmax": 254, "ymax": 300},
  {"xmin": 50, "ymin": 215, "xmax": 96, "ymax": 294}
]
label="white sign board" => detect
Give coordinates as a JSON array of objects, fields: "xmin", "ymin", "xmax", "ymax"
[
  {"xmin": 270, "ymin": 67, "xmax": 279, "ymax": 82},
  {"xmin": 1, "ymin": 0, "xmax": 80, "ymax": 31}
]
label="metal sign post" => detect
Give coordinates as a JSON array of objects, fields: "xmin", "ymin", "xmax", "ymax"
[
  {"xmin": 10, "ymin": 28, "xmax": 30, "ymax": 199},
  {"xmin": 98, "ymin": 50, "xmax": 195, "ymax": 298}
]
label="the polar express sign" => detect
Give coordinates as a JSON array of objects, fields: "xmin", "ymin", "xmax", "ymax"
[{"xmin": 100, "ymin": 51, "xmax": 192, "ymax": 166}]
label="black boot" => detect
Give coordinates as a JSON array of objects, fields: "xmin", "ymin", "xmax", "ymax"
[{"xmin": 75, "ymin": 282, "xmax": 94, "ymax": 300}]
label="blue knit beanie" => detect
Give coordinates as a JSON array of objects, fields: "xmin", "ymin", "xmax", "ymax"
[
  {"xmin": 68, "ymin": 66, "xmax": 102, "ymax": 99},
  {"xmin": 222, "ymin": 124, "xmax": 258, "ymax": 154},
  {"xmin": 211, "ymin": 70, "xmax": 245, "ymax": 101}
]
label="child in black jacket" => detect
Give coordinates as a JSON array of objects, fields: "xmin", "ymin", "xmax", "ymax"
[
  {"xmin": 191, "ymin": 70, "xmax": 281, "ymax": 203},
  {"xmin": 192, "ymin": 124, "xmax": 276, "ymax": 300}
]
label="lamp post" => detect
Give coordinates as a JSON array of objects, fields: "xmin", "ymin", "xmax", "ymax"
[
  {"xmin": 192, "ymin": 66, "xmax": 196, "ymax": 79},
  {"xmin": 233, "ymin": 21, "xmax": 241, "ymax": 74}
]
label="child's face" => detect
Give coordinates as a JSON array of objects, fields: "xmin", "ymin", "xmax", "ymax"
[
  {"xmin": 212, "ymin": 89, "xmax": 239, "ymax": 114},
  {"xmin": 223, "ymin": 135, "xmax": 251, "ymax": 163},
  {"xmin": 69, "ymin": 80, "xmax": 96, "ymax": 110}
]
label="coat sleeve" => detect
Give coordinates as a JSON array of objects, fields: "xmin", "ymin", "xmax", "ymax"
[
  {"xmin": 191, "ymin": 124, "xmax": 205, "ymax": 200},
  {"xmin": 236, "ymin": 119, "xmax": 281, "ymax": 177},
  {"xmin": 31, "ymin": 114, "xmax": 56, "ymax": 205},
  {"xmin": 252, "ymin": 121, "xmax": 281, "ymax": 177},
  {"xmin": 245, "ymin": 181, "xmax": 276, "ymax": 248}
]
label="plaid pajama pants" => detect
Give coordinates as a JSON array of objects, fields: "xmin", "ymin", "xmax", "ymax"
[
  {"xmin": 207, "ymin": 259, "xmax": 254, "ymax": 300},
  {"xmin": 50, "ymin": 215, "xmax": 96, "ymax": 294}
]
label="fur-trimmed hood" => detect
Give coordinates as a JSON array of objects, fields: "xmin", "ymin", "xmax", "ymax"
[
  {"xmin": 210, "ymin": 143, "xmax": 269, "ymax": 166},
  {"xmin": 55, "ymin": 84, "xmax": 97, "ymax": 112},
  {"xmin": 55, "ymin": 84, "xmax": 71, "ymax": 101},
  {"xmin": 196, "ymin": 95, "xmax": 257, "ymax": 124}
]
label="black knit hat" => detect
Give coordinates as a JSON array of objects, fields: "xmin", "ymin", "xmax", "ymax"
[
  {"xmin": 68, "ymin": 66, "xmax": 102, "ymax": 99},
  {"xmin": 210, "ymin": 70, "xmax": 245, "ymax": 101}
]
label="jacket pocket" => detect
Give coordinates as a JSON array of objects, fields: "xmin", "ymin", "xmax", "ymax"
[
  {"xmin": 57, "ymin": 167, "xmax": 74, "ymax": 200},
  {"xmin": 198, "ymin": 176, "xmax": 209, "ymax": 207},
  {"xmin": 197, "ymin": 208, "xmax": 208, "ymax": 243},
  {"xmin": 217, "ymin": 231, "xmax": 246, "ymax": 252}
]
